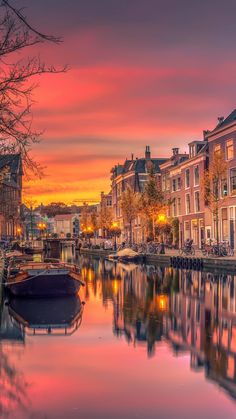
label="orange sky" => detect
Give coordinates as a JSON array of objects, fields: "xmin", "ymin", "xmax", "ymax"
[{"xmin": 22, "ymin": 0, "xmax": 236, "ymax": 204}]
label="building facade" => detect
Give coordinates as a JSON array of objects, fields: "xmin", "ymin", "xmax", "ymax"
[
  {"xmin": 161, "ymin": 140, "xmax": 208, "ymax": 247},
  {"xmin": 111, "ymin": 146, "xmax": 167, "ymax": 243},
  {"xmin": 205, "ymin": 110, "xmax": 236, "ymax": 248},
  {"xmin": 54, "ymin": 214, "xmax": 80, "ymax": 237},
  {"xmin": 0, "ymin": 154, "xmax": 23, "ymax": 239}
]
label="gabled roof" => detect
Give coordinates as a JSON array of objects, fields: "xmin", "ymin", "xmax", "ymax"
[
  {"xmin": 0, "ymin": 154, "xmax": 22, "ymax": 174},
  {"xmin": 216, "ymin": 109, "xmax": 236, "ymax": 129}
]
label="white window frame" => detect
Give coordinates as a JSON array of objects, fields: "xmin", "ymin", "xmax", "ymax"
[
  {"xmin": 185, "ymin": 193, "xmax": 190, "ymax": 215},
  {"xmin": 194, "ymin": 165, "xmax": 199, "ymax": 187},
  {"xmin": 185, "ymin": 169, "xmax": 190, "ymax": 189},
  {"xmin": 194, "ymin": 190, "xmax": 200, "ymax": 213},
  {"xmin": 226, "ymin": 139, "xmax": 234, "ymax": 161}
]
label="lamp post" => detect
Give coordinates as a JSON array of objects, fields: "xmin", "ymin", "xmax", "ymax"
[
  {"xmin": 83, "ymin": 226, "xmax": 93, "ymax": 246},
  {"xmin": 111, "ymin": 221, "xmax": 120, "ymax": 251},
  {"xmin": 38, "ymin": 222, "xmax": 47, "ymax": 238},
  {"xmin": 16, "ymin": 226, "xmax": 22, "ymax": 241},
  {"xmin": 157, "ymin": 213, "xmax": 167, "ymax": 254}
]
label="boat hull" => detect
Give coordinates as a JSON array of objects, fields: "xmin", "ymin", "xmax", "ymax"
[{"xmin": 7, "ymin": 272, "xmax": 82, "ymax": 297}]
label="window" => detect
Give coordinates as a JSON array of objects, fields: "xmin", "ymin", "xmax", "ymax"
[
  {"xmin": 214, "ymin": 144, "xmax": 221, "ymax": 155},
  {"xmin": 194, "ymin": 191, "xmax": 200, "ymax": 212},
  {"xmin": 177, "ymin": 197, "xmax": 181, "ymax": 215},
  {"xmin": 221, "ymin": 208, "xmax": 228, "ymax": 241},
  {"xmin": 221, "ymin": 179, "xmax": 228, "ymax": 197},
  {"xmin": 172, "ymin": 198, "xmax": 177, "ymax": 216},
  {"xmin": 162, "ymin": 174, "xmax": 166, "ymax": 191},
  {"xmin": 177, "ymin": 177, "xmax": 181, "ymax": 190},
  {"xmin": 172, "ymin": 179, "xmax": 176, "ymax": 192},
  {"xmin": 166, "ymin": 174, "xmax": 170, "ymax": 191},
  {"xmin": 230, "ymin": 168, "xmax": 236, "ymax": 194},
  {"xmin": 226, "ymin": 140, "xmax": 234, "ymax": 160},
  {"xmin": 185, "ymin": 169, "xmax": 190, "ymax": 188},
  {"xmin": 186, "ymin": 194, "xmax": 190, "ymax": 214},
  {"xmin": 194, "ymin": 166, "xmax": 199, "ymax": 186}
]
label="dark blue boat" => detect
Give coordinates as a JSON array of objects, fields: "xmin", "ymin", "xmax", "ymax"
[{"xmin": 7, "ymin": 262, "xmax": 84, "ymax": 297}]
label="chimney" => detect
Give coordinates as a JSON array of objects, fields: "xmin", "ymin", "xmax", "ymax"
[
  {"xmin": 172, "ymin": 147, "xmax": 179, "ymax": 156},
  {"xmin": 131, "ymin": 153, "xmax": 134, "ymax": 160},
  {"xmin": 145, "ymin": 145, "xmax": 151, "ymax": 159},
  {"xmin": 218, "ymin": 116, "xmax": 224, "ymax": 124},
  {"xmin": 203, "ymin": 130, "xmax": 210, "ymax": 140}
]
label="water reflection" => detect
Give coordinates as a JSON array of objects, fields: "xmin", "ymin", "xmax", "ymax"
[
  {"xmin": 0, "ymin": 296, "xmax": 28, "ymax": 417},
  {"xmin": 79, "ymin": 255, "xmax": 236, "ymax": 400},
  {"xmin": 9, "ymin": 296, "xmax": 84, "ymax": 336}
]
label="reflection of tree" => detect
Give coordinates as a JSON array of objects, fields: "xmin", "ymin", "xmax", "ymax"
[
  {"xmin": 80, "ymin": 256, "xmax": 236, "ymax": 398},
  {"xmin": 0, "ymin": 345, "xmax": 29, "ymax": 417}
]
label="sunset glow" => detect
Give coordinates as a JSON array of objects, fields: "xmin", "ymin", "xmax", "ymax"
[{"xmin": 21, "ymin": 0, "xmax": 236, "ymax": 203}]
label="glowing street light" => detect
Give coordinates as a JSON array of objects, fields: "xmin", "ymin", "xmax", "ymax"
[
  {"xmin": 157, "ymin": 213, "xmax": 167, "ymax": 223},
  {"xmin": 111, "ymin": 221, "xmax": 120, "ymax": 251}
]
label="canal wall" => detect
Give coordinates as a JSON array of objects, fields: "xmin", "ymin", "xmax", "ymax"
[{"xmin": 80, "ymin": 248, "xmax": 236, "ymax": 272}]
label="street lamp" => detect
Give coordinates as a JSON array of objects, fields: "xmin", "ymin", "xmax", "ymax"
[
  {"xmin": 38, "ymin": 222, "xmax": 47, "ymax": 238},
  {"xmin": 111, "ymin": 221, "xmax": 120, "ymax": 251},
  {"xmin": 157, "ymin": 213, "xmax": 167, "ymax": 254},
  {"xmin": 16, "ymin": 226, "xmax": 22, "ymax": 240}
]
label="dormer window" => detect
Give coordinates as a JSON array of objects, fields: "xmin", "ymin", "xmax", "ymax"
[{"xmin": 189, "ymin": 145, "xmax": 195, "ymax": 158}]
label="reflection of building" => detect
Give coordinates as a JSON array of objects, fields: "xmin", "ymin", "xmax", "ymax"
[
  {"xmin": 0, "ymin": 154, "xmax": 23, "ymax": 239},
  {"xmin": 54, "ymin": 214, "xmax": 80, "ymax": 237},
  {"xmin": 80, "ymin": 256, "xmax": 236, "ymax": 398}
]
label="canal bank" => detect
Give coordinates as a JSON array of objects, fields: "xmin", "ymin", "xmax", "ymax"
[{"xmin": 80, "ymin": 248, "xmax": 236, "ymax": 273}]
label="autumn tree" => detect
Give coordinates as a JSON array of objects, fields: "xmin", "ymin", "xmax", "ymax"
[
  {"xmin": 0, "ymin": 0, "xmax": 66, "ymax": 175},
  {"xmin": 140, "ymin": 167, "xmax": 167, "ymax": 239},
  {"xmin": 99, "ymin": 204, "xmax": 112, "ymax": 237},
  {"xmin": 120, "ymin": 184, "xmax": 140, "ymax": 245},
  {"xmin": 202, "ymin": 150, "xmax": 227, "ymax": 245},
  {"xmin": 80, "ymin": 203, "xmax": 89, "ymax": 231}
]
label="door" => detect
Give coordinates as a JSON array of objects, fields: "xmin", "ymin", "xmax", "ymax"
[{"xmin": 230, "ymin": 220, "xmax": 235, "ymax": 249}]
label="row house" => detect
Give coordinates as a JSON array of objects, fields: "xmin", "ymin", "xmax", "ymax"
[
  {"xmin": 111, "ymin": 146, "xmax": 167, "ymax": 243},
  {"xmin": 204, "ymin": 110, "xmax": 236, "ymax": 248},
  {"xmin": 161, "ymin": 140, "xmax": 208, "ymax": 247},
  {"xmin": 0, "ymin": 154, "xmax": 23, "ymax": 239}
]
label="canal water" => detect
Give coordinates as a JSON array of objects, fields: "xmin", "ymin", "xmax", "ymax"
[{"xmin": 1, "ymin": 249, "xmax": 236, "ymax": 418}]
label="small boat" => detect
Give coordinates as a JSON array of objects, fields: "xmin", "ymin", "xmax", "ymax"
[
  {"xmin": 108, "ymin": 248, "xmax": 143, "ymax": 262},
  {"xmin": 8, "ymin": 296, "xmax": 84, "ymax": 336},
  {"xmin": 6, "ymin": 261, "xmax": 84, "ymax": 297}
]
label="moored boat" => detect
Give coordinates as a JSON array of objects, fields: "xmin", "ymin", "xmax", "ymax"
[
  {"xmin": 108, "ymin": 248, "xmax": 143, "ymax": 262},
  {"xmin": 6, "ymin": 261, "xmax": 84, "ymax": 297}
]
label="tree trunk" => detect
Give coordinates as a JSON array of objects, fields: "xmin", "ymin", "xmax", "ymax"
[
  {"xmin": 215, "ymin": 208, "xmax": 219, "ymax": 245},
  {"xmin": 129, "ymin": 221, "xmax": 132, "ymax": 246},
  {"xmin": 152, "ymin": 215, "xmax": 155, "ymax": 240}
]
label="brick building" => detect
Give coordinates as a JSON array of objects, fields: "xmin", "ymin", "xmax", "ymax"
[
  {"xmin": 111, "ymin": 146, "xmax": 167, "ymax": 243},
  {"xmin": 204, "ymin": 110, "xmax": 236, "ymax": 248},
  {"xmin": 161, "ymin": 140, "xmax": 208, "ymax": 247},
  {"xmin": 0, "ymin": 154, "xmax": 23, "ymax": 239}
]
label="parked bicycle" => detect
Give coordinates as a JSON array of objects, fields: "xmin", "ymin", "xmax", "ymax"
[
  {"xmin": 201, "ymin": 240, "xmax": 234, "ymax": 257},
  {"xmin": 179, "ymin": 239, "xmax": 195, "ymax": 256}
]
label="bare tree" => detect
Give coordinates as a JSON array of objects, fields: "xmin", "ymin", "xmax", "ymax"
[{"xmin": 0, "ymin": 0, "xmax": 67, "ymax": 176}]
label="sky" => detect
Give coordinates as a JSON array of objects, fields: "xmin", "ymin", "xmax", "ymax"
[{"xmin": 19, "ymin": 0, "xmax": 236, "ymax": 204}]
